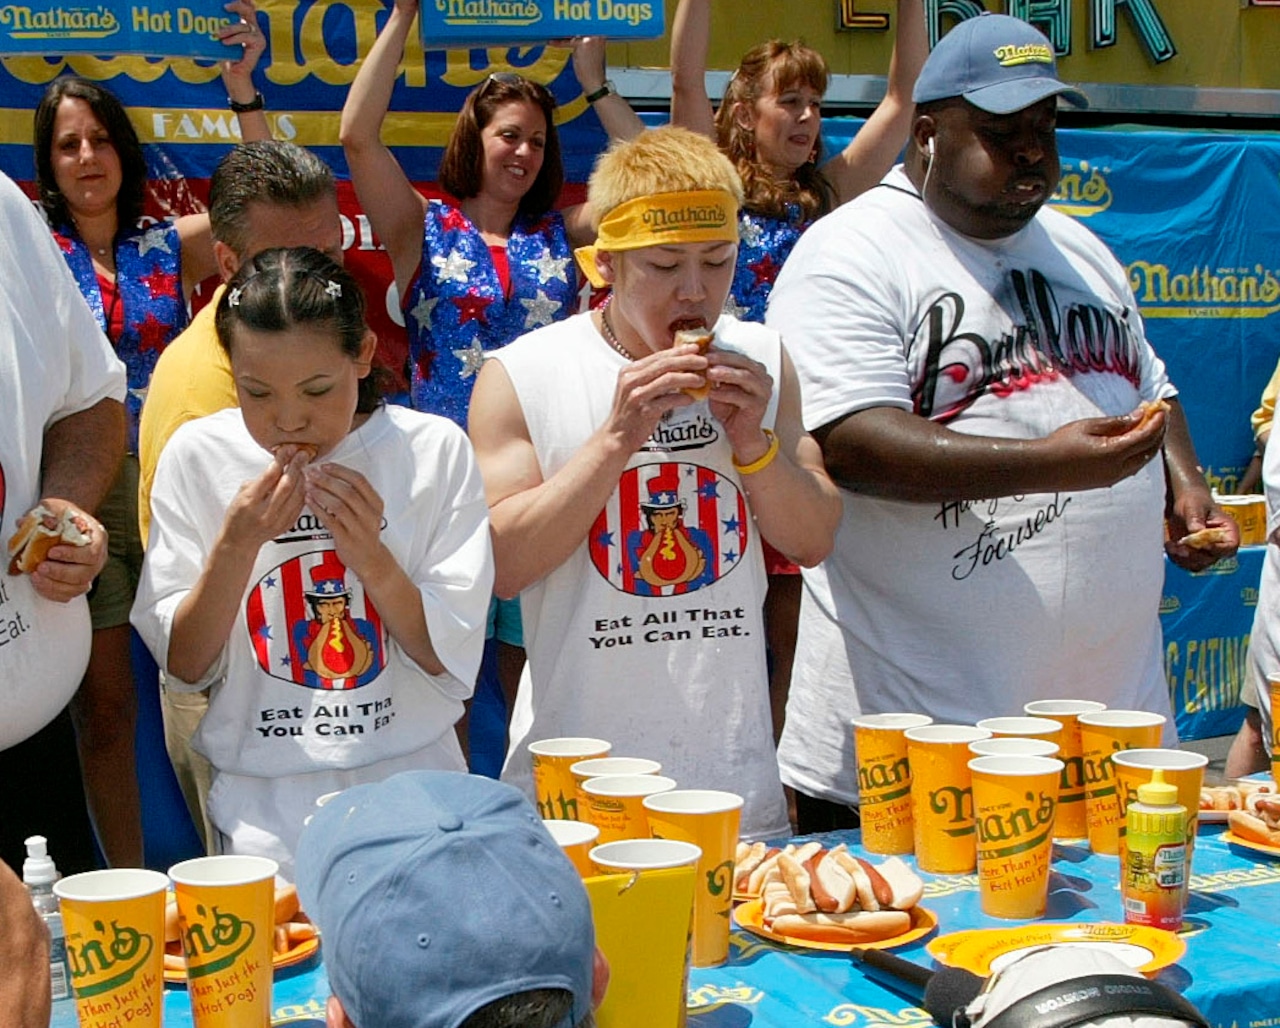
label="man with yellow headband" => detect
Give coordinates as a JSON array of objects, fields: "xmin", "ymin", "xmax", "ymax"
[{"xmin": 468, "ymin": 126, "xmax": 841, "ymax": 838}]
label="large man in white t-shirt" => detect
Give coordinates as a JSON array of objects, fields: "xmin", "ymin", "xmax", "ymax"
[
  {"xmin": 0, "ymin": 171, "xmax": 126, "ymax": 868},
  {"xmin": 766, "ymin": 14, "xmax": 1237, "ymax": 833}
]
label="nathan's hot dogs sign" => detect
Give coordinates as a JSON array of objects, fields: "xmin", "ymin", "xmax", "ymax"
[
  {"xmin": 0, "ymin": 0, "xmax": 236, "ymax": 58},
  {"xmin": 422, "ymin": 0, "xmax": 663, "ymax": 47}
]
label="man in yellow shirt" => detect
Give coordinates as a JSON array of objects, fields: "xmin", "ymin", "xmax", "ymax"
[{"xmin": 136, "ymin": 140, "xmax": 342, "ymax": 845}]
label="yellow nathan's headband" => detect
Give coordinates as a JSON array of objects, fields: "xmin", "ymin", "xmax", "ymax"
[{"xmin": 574, "ymin": 189, "xmax": 740, "ymax": 288}]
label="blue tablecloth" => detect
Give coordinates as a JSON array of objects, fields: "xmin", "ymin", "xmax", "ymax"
[{"xmin": 130, "ymin": 823, "xmax": 1280, "ymax": 1027}]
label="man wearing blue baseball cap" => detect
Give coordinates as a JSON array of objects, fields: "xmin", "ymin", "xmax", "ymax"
[
  {"xmin": 296, "ymin": 771, "xmax": 607, "ymax": 1028},
  {"xmin": 766, "ymin": 14, "xmax": 1237, "ymax": 832}
]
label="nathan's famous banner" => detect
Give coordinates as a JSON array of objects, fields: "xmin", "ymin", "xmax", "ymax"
[{"xmin": 0, "ymin": 0, "xmax": 238, "ymax": 59}]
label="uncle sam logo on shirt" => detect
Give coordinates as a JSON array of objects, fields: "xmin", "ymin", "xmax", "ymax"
[
  {"xmin": 245, "ymin": 550, "xmax": 386, "ymax": 690},
  {"xmin": 588, "ymin": 462, "xmax": 749, "ymax": 597}
]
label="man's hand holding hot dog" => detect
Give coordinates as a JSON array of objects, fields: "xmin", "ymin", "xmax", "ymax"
[{"xmin": 16, "ymin": 497, "xmax": 107, "ymax": 603}]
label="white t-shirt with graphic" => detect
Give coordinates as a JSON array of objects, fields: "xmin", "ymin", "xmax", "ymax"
[
  {"xmin": 766, "ymin": 166, "xmax": 1177, "ymax": 805},
  {"xmin": 0, "ymin": 172, "xmax": 126, "ymax": 750},
  {"xmin": 494, "ymin": 312, "xmax": 790, "ymax": 839},
  {"xmin": 133, "ymin": 405, "xmax": 492, "ymax": 858}
]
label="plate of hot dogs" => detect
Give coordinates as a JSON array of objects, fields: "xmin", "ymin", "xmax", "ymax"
[
  {"xmin": 1199, "ymin": 779, "xmax": 1277, "ymax": 824},
  {"xmin": 732, "ymin": 841, "xmax": 935, "ymax": 950},
  {"xmin": 1222, "ymin": 789, "xmax": 1280, "ymax": 856}
]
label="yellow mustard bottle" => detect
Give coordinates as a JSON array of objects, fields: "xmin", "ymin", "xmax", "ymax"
[{"xmin": 1121, "ymin": 768, "xmax": 1187, "ymax": 931}]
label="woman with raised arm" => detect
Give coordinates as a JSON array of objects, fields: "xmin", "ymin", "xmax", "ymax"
[
  {"xmin": 671, "ymin": 0, "xmax": 926, "ymax": 322},
  {"xmin": 31, "ymin": 0, "xmax": 269, "ymax": 866},
  {"xmin": 340, "ymin": 0, "xmax": 607, "ymax": 426}
]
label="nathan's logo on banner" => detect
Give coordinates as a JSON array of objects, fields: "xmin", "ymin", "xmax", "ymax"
[
  {"xmin": 1050, "ymin": 160, "xmax": 1112, "ymax": 217},
  {"xmin": 993, "ymin": 42, "xmax": 1053, "ymax": 66},
  {"xmin": 435, "ymin": 0, "xmax": 541, "ymax": 27},
  {"xmin": 1243, "ymin": 586, "xmax": 1259, "ymax": 607},
  {"xmin": 0, "ymin": 4, "xmax": 118, "ymax": 40},
  {"xmin": 1129, "ymin": 261, "xmax": 1280, "ymax": 319},
  {"xmin": 641, "ymin": 201, "xmax": 729, "ymax": 234},
  {"xmin": 0, "ymin": 0, "xmax": 233, "ymax": 57},
  {"xmin": 1159, "ymin": 595, "xmax": 1181, "ymax": 615},
  {"xmin": 422, "ymin": 0, "xmax": 662, "ymax": 46}
]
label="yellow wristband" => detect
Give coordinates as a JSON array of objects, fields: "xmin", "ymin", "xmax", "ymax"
[{"xmin": 733, "ymin": 429, "xmax": 779, "ymax": 475}]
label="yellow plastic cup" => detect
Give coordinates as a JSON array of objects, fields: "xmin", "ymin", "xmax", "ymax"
[
  {"xmin": 570, "ymin": 757, "xmax": 662, "ymax": 813},
  {"xmin": 904, "ymin": 725, "xmax": 991, "ymax": 874},
  {"xmin": 169, "ymin": 855, "xmax": 278, "ymax": 1028},
  {"xmin": 968, "ymin": 755, "xmax": 1063, "ymax": 920},
  {"xmin": 586, "ymin": 840, "xmax": 700, "ymax": 1028},
  {"xmin": 1269, "ymin": 676, "xmax": 1280, "ymax": 784},
  {"xmin": 1112, "ymin": 748, "xmax": 1207, "ymax": 879},
  {"xmin": 1023, "ymin": 700, "xmax": 1107, "ymax": 840},
  {"xmin": 976, "ymin": 716, "xmax": 1064, "ymax": 746},
  {"xmin": 853, "ymin": 713, "xmax": 933, "ymax": 854},
  {"xmin": 968, "ymin": 737, "xmax": 1060, "ymax": 758},
  {"xmin": 643, "ymin": 789, "xmax": 744, "ymax": 968},
  {"xmin": 544, "ymin": 819, "xmax": 601, "ymax": 878},
  {"xmin": 1078, "ymin": 710, "xmax": 1166, "ymax": 855},
  {"xmin": 582, "ymin": 774, "xmax": 677, "ymax": 844},
  {"xmin": 529, "ymin": 737, "xmax": 612, "ymax": 821},
  {"xmin": 1217, "ymin": 494, "xmax": 1266, "ymax": 545},
  {"xmin": 54, "ymin": 868, "xmax": 169, "ymax": 1028}
]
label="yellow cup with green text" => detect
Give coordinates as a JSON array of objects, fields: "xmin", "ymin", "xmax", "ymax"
[
  {"xmin": 853, "ymin": 713, "xmax": 932, "ymax": 854},
  {"xmin": 905, "ymin": 725, "xmax": 992, "ymax": 874},
  {"xmin": 1112, "ymin": 747, "xmax": 1207, "ymax": 890},
  {"xmin": 570, "ymin": 757, "xmax": 662, "ymax": 815},
  {"xmin": 544, "ymin": 819, "xmax": 601, "ymax": 878},
  {"xmin": 582, "ymin": 774, "xmax": 677, "ymax": 844},
  {"xmin": 968, "ymin": 755, "xmax": 1063, "ymax": 919},
  {"xmin": 1078, "ymin": 710, "xmax": 1166, "ymax": 855},
  {"xmin": 54, "ymin": 868, "xmax": 169, "ymax": 1028},
  {"xmin": 529, "ymin": 737, "xmax": 612, "ymax": 821},
  {"xmin": 643, "ymin": 789, "xmax": 743, "ymax": 968},
  {"xmin": 1269, "ymin": 676, "xmax": 1280, "ymax": 784},
  {"xmin": 1024, "ymin": 700, "xmax": 1107, "ymax": 840},
  {"xmin": 169, "ymin": 855, "xmax": 278, "ymax": 1028}
]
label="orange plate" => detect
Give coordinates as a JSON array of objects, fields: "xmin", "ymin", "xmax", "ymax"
[
  {"xmin": 163, "ymin": 936, "xmax": 320, "ymax": 986},
  {"xmin": 1222, "ymin": 830, "xmax": 1280, "ymax": 858},
  {"xmin": 734, "ymin": 901, "xmax": 937, "ymax": 953},
  {"xmin": 927, "ymin": 922, "xmax": 1185, "ymax": 977}
]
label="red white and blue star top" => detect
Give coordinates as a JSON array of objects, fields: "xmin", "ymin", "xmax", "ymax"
[
  {"xmin": 727, "ymin": 206, "xmax": 809, "ymax": 324},
  {"xmin": 54, "ymin": 221, "xmax": 187, "ymax": 452},
  {"xmin": 402, "ymin": 201, "xmax": 577, "ymax": 427}
]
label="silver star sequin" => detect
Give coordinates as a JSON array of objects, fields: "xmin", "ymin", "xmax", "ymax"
[
  {"xmin": 137, "ymin": 227, "xmax": 173, "ymax": 257},
  {"xmin": 432, "ymin": 249, "xmax": 476, "ymax": 284},
  {"xmin": 452, "ymin": 338, "xmax": 487, "ymax": 379},
  {"xmin": 530, "ymin": 251, "xmax": 571, "ymax": 284},
  {"xmin": 409, "ymin": 294, "xmax": 439, "ymax": 331},
  {"xmin": 520, "ymin": 290, "xmax": 562, "ymax": 329},
  {"xmin": 738, "ymin": 217, "xmax": 764, "ymax": 248}
]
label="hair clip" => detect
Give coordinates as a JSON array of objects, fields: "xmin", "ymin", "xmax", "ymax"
[
  {"xmin": 228, "ymin": 286, "xmax": 243, "ymax": 307},
  {"xmin": 325, "ymin": 280, "xmax": 342, "ymax": 300}
]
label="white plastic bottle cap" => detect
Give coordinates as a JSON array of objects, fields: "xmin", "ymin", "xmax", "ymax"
[{"xmin": 22, "ymin": 835, "xmax": 58, "ymax": 886}]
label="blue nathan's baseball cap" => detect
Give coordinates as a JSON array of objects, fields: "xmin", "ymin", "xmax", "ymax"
[
  {"xmin": 913, "ymin": 13, "xmax": 1087, "ymax": 114},
  {"xmin": 296, "ymin": 771, "xmax": 595, "ymax": 1028}
]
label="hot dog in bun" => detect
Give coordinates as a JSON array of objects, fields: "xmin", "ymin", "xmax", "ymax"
[
  {"xmin": 7, "ymin": 504, "xmax": 92, "ymax": 575},
  {"xmin": 1229, "ymin": 794, "xmax": 1280, "ymax": 847},
  {"xmin": 674, "ymin": 326, "xmax": 714, "ymax": 400}
]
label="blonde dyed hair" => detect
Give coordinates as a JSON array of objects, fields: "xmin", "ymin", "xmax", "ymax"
[{"xmin": 587, "ymin": 126, "xmax": 744, "ymax": 231}]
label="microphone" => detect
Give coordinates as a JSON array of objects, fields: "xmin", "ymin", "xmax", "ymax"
[
  {"xmin": 849, "ymin": 948, "xmax": 985, "ymax": 1023},
  {"xmin": 923, "ymin": 965, "xmax": 986, "ymax": 1026}
]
